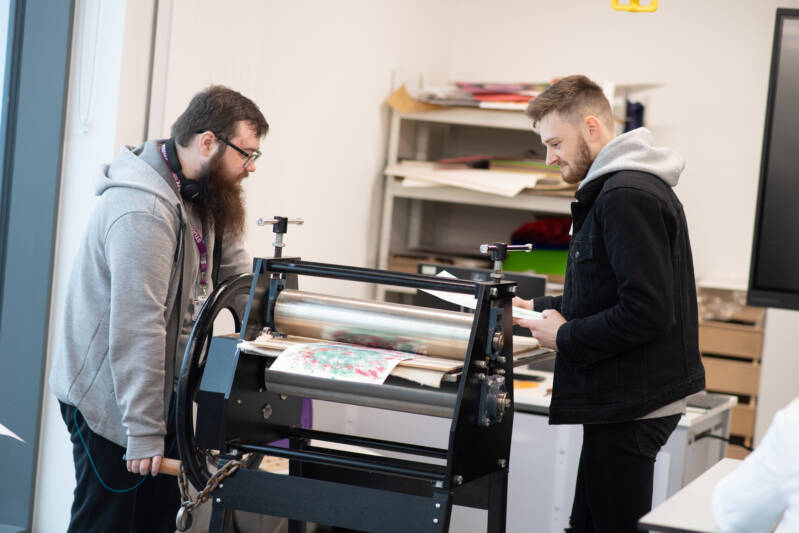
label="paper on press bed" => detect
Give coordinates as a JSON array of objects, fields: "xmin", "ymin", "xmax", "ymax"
[
  {"xmin": 269, "ymin": 342, "xmax": 417, "ymax": 385},
  {"xmin": 241, "ymin": 335, "xmax": 464, "ymax": 389},
  {"xmin": 420, "ymin": 270, "xmax": 543, "ymax": 320}
]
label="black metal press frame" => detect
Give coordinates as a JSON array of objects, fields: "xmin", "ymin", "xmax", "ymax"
[{"xmin": 186, "ymin": 256, "xmax": 518, "ymax": 533}]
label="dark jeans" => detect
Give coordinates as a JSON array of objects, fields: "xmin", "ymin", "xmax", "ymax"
[
  {"xmin": 60, "ymin": 400, "xmax": 180, "ymax": 533},
  {"xmin": 567, "ymin": 414, "xmax": 680, "ymax": 533}
]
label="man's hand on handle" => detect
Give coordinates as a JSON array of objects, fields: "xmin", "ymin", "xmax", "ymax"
[{"xmin": 127, "ymin": 455, "xmax": 163, "ymax": 476}]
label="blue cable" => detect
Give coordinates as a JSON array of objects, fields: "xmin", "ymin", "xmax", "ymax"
[
  {"xmin": 73, "ymin": 408, "xmax": 148, "ymax": 493},
  {"xmin": 73, "ymin": 396, "xmax": 178, "ymax": 494}
]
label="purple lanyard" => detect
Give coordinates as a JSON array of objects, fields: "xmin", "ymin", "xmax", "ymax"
[{"xmin": 160, "ymin": 143, "xmax": 208, "ymax": 295}]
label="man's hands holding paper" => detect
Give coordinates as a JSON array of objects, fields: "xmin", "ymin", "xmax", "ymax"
[
  {"xmin": 513, "ymin": 298, "xmax": 565, "ymax": 350},
  {"xmin": 422, "ymin": 271, "xmax": 561, "ymax": 347}
]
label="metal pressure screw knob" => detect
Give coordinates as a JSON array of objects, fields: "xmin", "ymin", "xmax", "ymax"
[
  {"xmin": 479, "ymin": 242, "xmax": 533, "ymax": 256},
  {"xmin": 256, "ymin": 217, "xmax": 305, "ymax": 227},
  {"xmin": 480, "ymin": 242, "xmax": 533, "ymax": 280},
  {"xmin": 256, "ymin": 216, "xmax": 304, "ymax": 258}
]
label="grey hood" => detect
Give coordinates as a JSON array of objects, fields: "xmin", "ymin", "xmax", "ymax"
[
  {"xmin": 580, "ymin": 127, "xmax": 684, "ymax": 190},
  {"xmin": 93, "ymin": 141, "xmax": 179, "ymax": 205}
]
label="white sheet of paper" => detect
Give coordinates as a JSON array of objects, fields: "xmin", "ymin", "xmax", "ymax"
[
  {"xmin": 421, "ymin": 270, "xmax": 543, "ymax": 319},
  {"xmin": 513, "ymin": 306, "xmax": 544, "ymax": 321},
  {"xmin": 1, "ymin": 422, "xmax": 24, "ymax": 443},
  {"xmin": 385, "ymin": 161, "xmax": 542, "ymax": 197},
  {"xmin": 400, "ymin": 177, "xmax": 436, "ymax": 188}
]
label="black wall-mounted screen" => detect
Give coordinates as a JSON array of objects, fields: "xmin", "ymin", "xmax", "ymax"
[{"xmin": 748, "ymin": 9, "xmax": 799, "ymax": 310}]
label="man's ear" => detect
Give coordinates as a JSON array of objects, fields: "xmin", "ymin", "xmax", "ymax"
[
  {"xmin": 196, "ymin": 131, "xmax": 218, "ymax": 158},
  {"xmin": 584, "ymin": 116, "xmax": 603, "ymax": 142}
]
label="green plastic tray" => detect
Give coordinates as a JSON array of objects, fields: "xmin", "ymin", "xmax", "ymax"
[{"xmin": 503, "ymin": 248, "xmax": 568, "ymax": 275}]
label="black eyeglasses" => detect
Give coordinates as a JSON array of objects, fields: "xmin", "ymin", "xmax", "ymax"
[{"xmin": 196, "ymin": 130, "xmax": 262, "ymax": 168}]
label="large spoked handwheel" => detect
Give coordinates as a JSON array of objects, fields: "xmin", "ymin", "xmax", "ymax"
[{"xmin": 176, "ymin": 272, "xmax": 256, "ymax": 490}]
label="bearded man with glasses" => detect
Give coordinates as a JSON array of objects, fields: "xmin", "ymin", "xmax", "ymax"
[{"xmin": 50, "ymin": 85, "xmax": 268, "ymax": 532}]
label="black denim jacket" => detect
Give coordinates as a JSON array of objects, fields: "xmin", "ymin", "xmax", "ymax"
[{"xmin": 533, "ymin": 170, "xmax": 705, "ymax": 424}]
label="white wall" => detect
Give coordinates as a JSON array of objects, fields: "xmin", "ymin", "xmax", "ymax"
[{"xmin": 159, "ymin": 0, "xmax": 455, "ymax": 298}]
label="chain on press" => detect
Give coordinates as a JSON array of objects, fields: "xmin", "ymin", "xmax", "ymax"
[{"xmin": 175, "ymin": 456, "xmax": 245, "ymax": 532}]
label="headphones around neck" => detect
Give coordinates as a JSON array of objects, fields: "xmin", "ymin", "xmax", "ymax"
[{"xmin": 164, "ymin": 138, "xmax": 205, "ymax": 203}]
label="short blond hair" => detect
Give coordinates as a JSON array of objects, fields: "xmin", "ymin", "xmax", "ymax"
[{"xmin": 526, "ymin": 75, "xmax": 613, "ymax": 130}]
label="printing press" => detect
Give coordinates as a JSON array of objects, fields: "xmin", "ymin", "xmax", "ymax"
[{"xmin": 174, "ymin": 217, "xmax": 554, "ymax": 532}]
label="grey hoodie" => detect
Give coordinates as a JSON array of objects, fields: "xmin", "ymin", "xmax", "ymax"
[
  {"xmin": 50, "ymin": 140, "xmax": 250, "ymax": 460},
  {"xmin": 580, "ymin": 127, "xmax": 684, "ymax": 190}
]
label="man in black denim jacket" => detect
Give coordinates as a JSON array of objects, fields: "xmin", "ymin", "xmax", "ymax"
[{"xmin": 515, "ymin": 75, "xmax": 705, "ymax": 533}]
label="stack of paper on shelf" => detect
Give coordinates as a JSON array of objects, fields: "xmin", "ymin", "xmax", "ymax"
[
  {"xmin": 412, "ymin": 82, "xmax": 550, "ymax": 111},
  {"xmin": 386, "ymin": 160, "xmax": 545, "ymax": 197},
  {"xmin": 489, "ymin": 159, "xmax": 575, "ymax": 190},
  {"xmin": 489, "ymin": 159, "xmax": 559, "ymax": 173},
  {"xmin": 386, "ymin": 84, "xmax": 445, "ymax": 113}
]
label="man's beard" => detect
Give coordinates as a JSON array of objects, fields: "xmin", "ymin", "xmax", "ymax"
[
  {"xmin": 561, "ymin": 136, "xmax": 593, "ymax": 184},
  {"xmin": 197, "ymin": 153, "xmax": 246, "ymax": 239}
]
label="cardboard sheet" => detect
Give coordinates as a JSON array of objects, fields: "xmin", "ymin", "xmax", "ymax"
[{"xmin": 386, "ymin": 85, "xmax": 444, "ymax": 114}]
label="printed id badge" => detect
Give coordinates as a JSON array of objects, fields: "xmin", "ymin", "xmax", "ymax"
[{"xmin": 192, "ymin": 296, "xmax": 207, "ymax": 321}]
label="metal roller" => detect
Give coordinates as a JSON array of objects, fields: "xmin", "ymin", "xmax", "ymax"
[
  {"xmin": 264, "ymin": 369, "xmax": 456, "ymax": 418},
  {"xmin": 273, "ymin": 289, "xmax": 474, "ymax": 360}
]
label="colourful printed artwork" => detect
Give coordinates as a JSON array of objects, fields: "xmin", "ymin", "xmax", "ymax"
[{"xmin": 269, "ymin": 343, "xmax": 416, "ymax": 384}]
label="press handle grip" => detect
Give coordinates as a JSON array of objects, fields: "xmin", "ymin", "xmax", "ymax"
[{"xmin": 159, "ymin": 458, "xmax": 181, "ymax": 477}]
